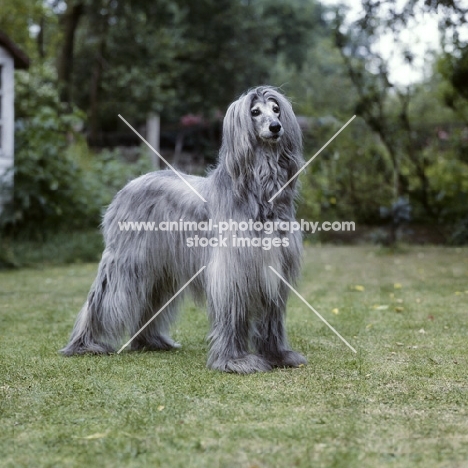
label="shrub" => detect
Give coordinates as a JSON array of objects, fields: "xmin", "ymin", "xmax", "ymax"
[{"xmin": 0, "ymin": 65, "xmax": 153, "ymax": 237}]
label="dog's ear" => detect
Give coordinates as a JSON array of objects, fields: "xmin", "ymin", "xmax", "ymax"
[
  {"xmin": 273, "ymin": 91, "xmax": 304, "ymax": 181},
  {"xmin": 220, "ymin": 94, "xmax": 256, "ymax": 189}
]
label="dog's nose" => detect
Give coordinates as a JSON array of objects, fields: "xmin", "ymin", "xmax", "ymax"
[{"xmin": 269, "ymin": 122, "xmax": 282, "ymax": 134}]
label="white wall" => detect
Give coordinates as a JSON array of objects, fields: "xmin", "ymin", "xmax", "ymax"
[{"xmin": 0, "ymin": 47, "xmax": 15, "ymax": 213}]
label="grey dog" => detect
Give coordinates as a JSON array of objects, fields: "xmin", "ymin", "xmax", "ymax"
[{"xmin": 61, "ymin": 86, "xmax": 307, "ymax": 374}]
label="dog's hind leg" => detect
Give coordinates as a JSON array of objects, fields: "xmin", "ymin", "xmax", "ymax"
[
  {"xmin": 60, "ymin": 251, "xmax": 117, "ymax": 355},
  {"xmin": 60, "ymin": 300, "xmax": 115, "ymax": 355},
  {"xmin": 252, "ymin": 284, "xmax": 307, "ymax": 368},
  {"xmin": 60, "ymin": 248, "xmax": 141, "ymax": 356},
  {"xmin": 130, "ymin": 285, "xmax": 182, "ymax": 351}
]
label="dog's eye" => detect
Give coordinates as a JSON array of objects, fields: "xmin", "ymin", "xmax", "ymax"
[
  {"xmin": 251, "ymin": 109, "xmax": 261, "ymax": 117},
  {"xmin": 272, "ymin": 105, "xmax": 280, "ymax": 113}
]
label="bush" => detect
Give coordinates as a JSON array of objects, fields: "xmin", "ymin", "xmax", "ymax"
[
  {"xmin": 0, "ymin": 64, "xmax": 153, "ymax": 237},
  {"xmin": 2, "ymin": 139, "xmax": 154, "ymax": 237},
  {"xmin": 450, "ymin": 216, "xmax": 468, "ymax": 245},
  {"xmin": 1, "ymin": 65, "xmax": 93, "ymax": 234},
  {"xmin": 7, "ymin": 230, "xmax": 104, "ymax": 266}
]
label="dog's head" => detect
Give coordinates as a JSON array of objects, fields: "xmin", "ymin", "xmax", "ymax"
[
  {"xmin": 250, "ymin": 93, "xmax": 284, "ymax": 143},
  {"xmin": 222, "ymin": 86, "xmax": 301, "ymax": 149},
  {"xmin": 221, "ymin": 87, "xmax": 303, "ymax": 184}
]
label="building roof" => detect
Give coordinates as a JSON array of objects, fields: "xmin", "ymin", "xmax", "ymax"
[{"xmin": 0, "ymin": 30, "xmax": 30, "ymax": 69}]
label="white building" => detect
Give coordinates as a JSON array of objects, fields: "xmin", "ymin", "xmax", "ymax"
[{"xmin": 0, "ymin": 31, "xmax": 29, "ymax": 214}]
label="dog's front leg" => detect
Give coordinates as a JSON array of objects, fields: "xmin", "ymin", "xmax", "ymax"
[
  {"xmin": 206, "ymin": 292, "xmax": 272, "ymax": 374},
  {"xmin": 252, "ymin": 283, "xmax": 307, "ymax": 368}
]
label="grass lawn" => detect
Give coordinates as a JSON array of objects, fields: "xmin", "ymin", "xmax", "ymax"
[{"xmin": 1, "ymin": 245, "xmax": 467, "ymax": 467}]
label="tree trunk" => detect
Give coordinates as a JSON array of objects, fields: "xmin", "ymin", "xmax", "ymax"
[
  {"xmin": 89, "ymin": 33, "xmax": 107, "ymax": 145},
  {"xmin": 57, "ymin": 1, "xmax": 84, "ymax": 104},
  {"xmin": 37, "ymin": 16, "xmax": 45, "ymax": 58}
]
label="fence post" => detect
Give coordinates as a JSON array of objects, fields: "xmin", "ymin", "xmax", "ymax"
[{"xmin": 146, "ymin": 114, "xmax": 160, "ymax": 170}]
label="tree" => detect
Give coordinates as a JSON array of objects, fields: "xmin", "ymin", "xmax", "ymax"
[
  {"xmin": 60, "ymin": 0, "xmax": 324, "ymax": 140},
  {"xmin": 329, "ymin": 0, "xmax": 468, "ymax": 231},
  {"xmin": 0, "ymin": 0, "xmax": 48, "ymax": 59},
  {"xmin": 332, "ymin": 1, "xmax": 439, "ymax": 217}
]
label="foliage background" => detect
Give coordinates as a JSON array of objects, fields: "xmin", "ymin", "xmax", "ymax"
[{"xmin": 0, "ymin": 0, "xmax": 467, "ymax": 249}]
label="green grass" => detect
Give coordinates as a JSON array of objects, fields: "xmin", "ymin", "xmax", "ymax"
[{"xmin": 1, "ymin": 246, "xmax": 467, "ymax": 467}]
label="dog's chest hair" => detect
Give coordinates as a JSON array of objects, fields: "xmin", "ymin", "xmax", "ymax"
[
  {"xmin": 254, "ymin": 146, "xmax": 286, "ymax": 197},
  {"xmin": 250, "ymin": 145, "xmax": 291, "ymax": 219}
]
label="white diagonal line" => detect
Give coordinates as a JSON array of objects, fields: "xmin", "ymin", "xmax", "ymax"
[
  {"xmin": 269, "ymin": 266, "xmax": 357, "ymax": 353},
  {"xmin": 117, "ymin": 266, "xmax": 206, "ymax": 354},
  {"xmin": 268, "ymin": 115, "xmax": 356, "ymax": 203},
  {"xmin": 118, "ymin": 114, "xmax": 207, "ymax": 203}
]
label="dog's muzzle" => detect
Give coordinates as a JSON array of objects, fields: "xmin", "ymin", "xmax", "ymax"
[
  {"xmin": 269, "ymin": 121, "xmax": 282, "ymax": 134},
  {"xmin": 268, "ymin": 121, "xmax": 283, "ymax": 140}
]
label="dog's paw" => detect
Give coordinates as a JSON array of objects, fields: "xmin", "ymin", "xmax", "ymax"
[
  {"xmin": 266, "ymin": 350, "xmax": 307, "ymax": 368},
  {"xmin": 209, "ymin": 354, "xmax": 273, "ymax": 374},
  {"xmin": 60, "ymin": 341, "xmax": 114, "ymax": 356},
  {"xmin": 130, "ymin": 335, "xmax": 181, "ymax": 352}
]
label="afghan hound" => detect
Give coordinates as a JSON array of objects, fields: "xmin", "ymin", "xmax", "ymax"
[{"xmin": 61, "ymin": 86, "xmax": 307, "ymax": 374}]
